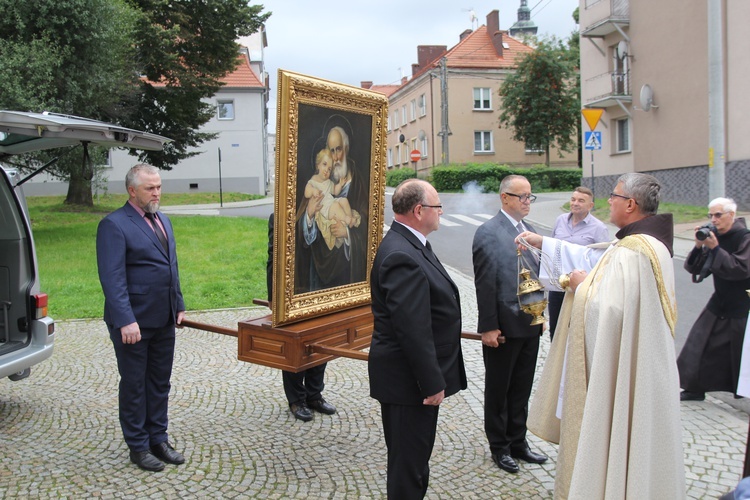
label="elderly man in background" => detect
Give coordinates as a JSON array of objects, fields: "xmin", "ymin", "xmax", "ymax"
[
  {"xmin": 678, "ymin": 197, "xmax": 750, "ymax": 402},
  {"xmin": 519, "ymin": 173, "xmax": 685, "ymax": 499},
  {"xmin": 547, "ymin": 186, "xmax": 609, "ymax": 338}
]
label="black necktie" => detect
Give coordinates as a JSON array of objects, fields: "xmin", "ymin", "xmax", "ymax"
[{"xmin": 145, "ymin": 212, "xmax": 168, "ymax": 252}]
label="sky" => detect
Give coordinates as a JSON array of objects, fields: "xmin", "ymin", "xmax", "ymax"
[{"xmin": 246, "ymin": 0, "xmax": 580, "ymax": 131}]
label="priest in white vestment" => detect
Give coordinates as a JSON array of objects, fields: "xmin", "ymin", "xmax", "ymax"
[{"xmin": 518, "ymin": 173, "xmax": 686, "ymax": 500}]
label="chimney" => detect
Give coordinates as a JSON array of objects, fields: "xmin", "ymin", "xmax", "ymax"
[
  {"xmin": 360, "ymin": 81, "xmax": 373, "ymax": 89},
  {"xmin": 401, "ymin": 76, "xmax": 408, "ymax": 85},
  {"xmin": 459, "ymin": 29, "xmax": 472, "ymax": 41},
  {"xmin": 417, "ymin": 45, "xmax": 448, "ymax": 68},
  {"xmin": 411, "ymin": 63, "xmax": 420, "ymax": 76},
  {"xmin": 487, "ymin": 10, "xmax": 503, "ymax": 58}
]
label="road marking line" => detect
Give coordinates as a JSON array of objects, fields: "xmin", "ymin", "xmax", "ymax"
[{"xmin": 444, "ymin": 214, "xmax": 484, "ymax": 226}]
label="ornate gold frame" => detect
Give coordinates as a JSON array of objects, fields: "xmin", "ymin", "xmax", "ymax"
[{"xmin": 272, "ymin": 70, "xmax": 388, "ymax": 326}]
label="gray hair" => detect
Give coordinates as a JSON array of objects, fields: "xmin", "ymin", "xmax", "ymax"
[
  {"xmin": 328, "ymin": 126, "xmax": 350, "ymax": 152},
  {"xmin": 499, "ymin": 174, "xmax": 529, "ymax": 194},
  {"xmin": 617, "ymin": 173, "xmax": 660, "ymax": 215},
  {"xmin": 125, "ymin": 164, "xmax": 159, "ymax": 190},
  {"xmin": 393, "ymin": 178, "xmax": 428, "ymax": 214},
  {"xmin": 709, "ymin": 197, "xmax": 737, "ymax": 214}
]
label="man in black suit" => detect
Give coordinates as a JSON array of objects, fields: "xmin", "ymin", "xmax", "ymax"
[
  {"xmin": 97, "ymin": 164, "xmax": 186, "ymax": 472},
  {"xmin": 472, "ymin": 174, "xmax": 547, "ymax": 474},
  {"xmin": 267, "ymin": 213, "xmax": 336, "ymax": 422},
  {"xmin": 369, "ymin": 179, "xmax": 467, "ymax": 498}
]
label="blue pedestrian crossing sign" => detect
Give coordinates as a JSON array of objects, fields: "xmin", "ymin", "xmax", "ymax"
[{"xmin": 584, "ymin": 131, "xmax": 602, "ymax": 150}]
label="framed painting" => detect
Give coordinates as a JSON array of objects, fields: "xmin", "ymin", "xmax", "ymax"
[{"xmin": 272, "ymin": 69, "xmax": 388, "ymax": 326}]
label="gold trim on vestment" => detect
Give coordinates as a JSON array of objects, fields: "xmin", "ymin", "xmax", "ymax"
[{"xmin": 617, "ymin": 235, "xmax": 677, "ymax": 337}]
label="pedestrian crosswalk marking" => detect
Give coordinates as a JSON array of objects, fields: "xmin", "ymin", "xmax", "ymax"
[
  {"xmin": 446, "ymin": 214, "xmax": 484, "ymax": 226},
  {"xmin": 438, "ymin": 217, "xmax": 461, "ymax": 227}
]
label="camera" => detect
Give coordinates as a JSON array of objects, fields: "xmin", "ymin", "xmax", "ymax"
[{"xmin": 695, "ymin": 223, "xmax": 717, "ymax": 241}]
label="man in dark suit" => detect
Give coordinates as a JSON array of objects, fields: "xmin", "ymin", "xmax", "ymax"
[
  {"xmin": 267, "ymin": 213, "xmax": 336, "ymax": 422},
  {"xmin": 472, "ymin": 174, "xmax": 547, "ymax": 474},
  {"xmin": 97, "ymin": 164, "xmax": 186, "ymax": 472},
  {"xmin": 369, "ymin": 179, "xmax": 467, "ymax": 498}
]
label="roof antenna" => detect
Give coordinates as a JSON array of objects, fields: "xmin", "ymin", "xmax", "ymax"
[{"xmin": 462, "ymin": 8, "xmax": 478, "ymax": 30}]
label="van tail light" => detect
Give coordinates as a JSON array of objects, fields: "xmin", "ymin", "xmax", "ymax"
[{"xmin": 33, "ymin": 293, "xmax": 48, "ymax": 319}]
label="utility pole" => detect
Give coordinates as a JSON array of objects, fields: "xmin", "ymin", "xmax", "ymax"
[
  {"xmin": 707, "ymin": 0, "xmax": 725, "ymax": 199},
  {"xmin": 437, "ymin": 57, "xmax": 452, "ymax": 164}
]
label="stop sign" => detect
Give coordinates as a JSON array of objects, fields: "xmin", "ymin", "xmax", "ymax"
[{"xmin": 410, "ymin": 149, "xmax": 421, "ymax": 162}]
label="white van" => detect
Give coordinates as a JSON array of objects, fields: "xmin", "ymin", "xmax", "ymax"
[{"xmin": 0, "ymin": 111, "xmax": 170, "ymax": 381}]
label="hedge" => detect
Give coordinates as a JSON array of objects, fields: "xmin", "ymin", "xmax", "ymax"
[
  {"xmin": 385, "ymin": 168, "xmax": 417, "ymax": 187},
  {"xmin": 430, "ymin": 163, "xmax": 581, "ymax": 193}
]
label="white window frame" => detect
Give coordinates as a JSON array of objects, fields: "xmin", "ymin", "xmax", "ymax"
[
  {"xmin": 525, "ymin": 143, "xmax": 544, "ymax": 154},
  {"xmin": 401, "ymin": 105, "xmax": 407, "ymax": 126},
  {"xmin": 387, "ymin": 148, "xmax": 393, "ymax": 168},
  {"xmin": 392, "ymin": 111, "xmax": 399, "ymax": 130},
  {"xmin": 616, "ymin": 118, "xmax": 630, "ymax": 153},
  {"xmin": 394, "ymin": 144, "xmax": 400, "ymax": 165},
  {"xmin": 386, "ymin": 114, "xmax": 391, "ymax": 132},
  {"xmin": 409, "ymin": 100, "xmax": 417, "ymax": 122},
  {"xmin": 474, "ymin": 131, "xmax": 494, "ymax": 153},
  {"xmin": 217, "ymin": 100, "xmax": 235, "ymax": 120},
  {"xmin": 473, "ymin": 88, "xmax": 491, "ymax": 110},
  {"xmin": 420, "ymin": 137, "xmax": 428, "ymax": 158},
  {"xmin": 418, "ymin": 94, "xmax": 426, "ymax": 117}
]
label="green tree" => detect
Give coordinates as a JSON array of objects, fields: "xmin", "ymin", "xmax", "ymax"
[
  {"xmin": 120, "ymin": 0, "xmax": 270, "ymax": 169},
  {"xmin": 498, "ymin": 37, "xmax": 580, "ymax": 167},
  {"xmin": 0, "ymin": 0, "xmax": 140, "ymax": 205},
  {"xmin": 0, "ymin": 0, "xmax": 270, "ymax": 206}
]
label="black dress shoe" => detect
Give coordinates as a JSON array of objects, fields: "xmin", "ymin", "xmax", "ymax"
[
  {"xmin": 307, "ymin": 398, "xmax": 336, "ymax": 415},
  {"xmin": 680, "ymin": 391, "xmax": 705, "ymax": 401},
  {"xmin": 511, "ymin": 446, "xmax": 548, "ymax": 464},
  {"xmin": 491, "ymin": 453, "xmax": 519, "ymax": 473},
  {"xmin": 130, "ymin": 450, "xmax": 165, "ymax": 472},
  {"xmin": 151, "ymin": 441, "xmax": 185, "ymax": 465},
  {"xmin": 290, "ymin": 402, "xmax": 313, "ymax": 422}
]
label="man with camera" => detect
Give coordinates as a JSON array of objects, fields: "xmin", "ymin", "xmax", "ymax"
[{"xmin": 678, "ymin": 197, "xmax": 750, "ymax": 401}]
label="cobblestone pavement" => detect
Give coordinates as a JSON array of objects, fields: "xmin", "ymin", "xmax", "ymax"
[{"xmin": 1, "ymin": 268, "xmax": 746, "ymax": 498}]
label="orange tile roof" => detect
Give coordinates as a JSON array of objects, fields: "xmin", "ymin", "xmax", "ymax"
[
  {"xmin": 444, "ymin": 26, "xmax": 532, "ymax": 69},
  {"xmin": 386, "ymin": 26, "xmax": 533, "ymax": 93},
  {"xmin": 369, "ymin": 84, "xmax": 401, "ymax": 98},
  {"xmin": 221, "ymin": 50, "xmax": 264, "ymax": 88},
  {"xmin": 144, "ymin": 50, "xmax": 264, "ymax": 89}
]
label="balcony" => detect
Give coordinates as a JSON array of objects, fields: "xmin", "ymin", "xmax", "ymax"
[
  {"xmin": 581, "ymin": 0, "xmax": 629, "ymax": 39},
  {"xmin": 584, "ymin": 70, "xmax": 632, "ymax": 109}
]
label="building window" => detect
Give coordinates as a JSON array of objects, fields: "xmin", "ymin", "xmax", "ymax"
[
  {"xmin": 410, "ymin": 100, "xmax": 417, "ymax": 122},
  {"xmin": 616, "ymin": 118, "xmax": 630, "ymax": 152},
  {"xmin": 418, "ymin": 94, "xmax": 426, "ymax": 117},
  {"xmin": 392, "ymin": 111, "xmax": 399, "ymax": 130},
  {"xmin": 474, "ymin": 131, "xmax": 493, "ymax": 152},
  {"xmin": 473, "ymin": 88, "xmax": 491, "ymax": 110},
  {"xmin": 525, "ymin": 143, "xmax": 544, "ymax": 154},
  {"xmin": 401, "ymin": 145, "xmax": 408, "ymax": 164},
  {"xmin": 217, "ymin": 100, "xmax": 235, "ymax": 120},
  {"xmin": 387, "ymin": 148, "xmax": 393, "ymax": 168},
  {"xmin": 395, "ymin": 144, "xmax": 400, "ymax": 165},
  {"xmin": 401, "ymin": 105, "xmax": 407, "ymax": 126},
  {"xmin": 420, "ymin": 137, "xmax": 428, "ymax": 158},
  {"xmin": 387, "ymin": 114, "xmax": 391, "ymax": 132}
]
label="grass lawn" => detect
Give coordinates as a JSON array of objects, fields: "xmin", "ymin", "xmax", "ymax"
[{"xmin": 28, "ymin": 193, "xmax": 268, "ymax": 320}]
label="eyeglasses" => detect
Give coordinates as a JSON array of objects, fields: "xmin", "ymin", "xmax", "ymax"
[
  {"xmin": 707, "ymin": 212, "xmax": 727, "ymax": 219},
  {"xmin": 609, "ymin": 192, "xmax": 638, "ymax": 205},
  {"xmin": 421, "ymin": 204, "xmax": 443, "ymax": 209},
  {"xmin": 504, "ymin": 193, "xmax": 537, "ymax": 203}
]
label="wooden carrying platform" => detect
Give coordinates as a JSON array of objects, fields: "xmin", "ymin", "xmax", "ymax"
[
  {"xmin": 181, "ymin": 303, "xmax": 481, "ymax": 373},
  {"xmin": 237, "ymin": 305, "xmax": 373, "ymax": 373}
]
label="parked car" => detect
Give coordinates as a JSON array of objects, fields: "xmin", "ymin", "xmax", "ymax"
[{"xmin": 0, "ymin": 110, "xmax": 170, "ymax": 381}]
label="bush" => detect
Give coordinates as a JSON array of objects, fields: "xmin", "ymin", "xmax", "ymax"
[
  {"xmin": 386, "ymin": 168, "xmax": 417, "ymax": 187},
  {"xmin": 430, "ymin": 163, "xmax": 581, "ymax": 193}
]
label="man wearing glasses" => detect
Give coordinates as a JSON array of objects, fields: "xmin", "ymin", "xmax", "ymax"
[
  {"xmin": 518, "ymin": 173, "xmax": 685, "ymax": 499},
  {"xmin": 678, "ymin": 197, "xmax": 750, "ymax": 402},
  {"xmin": 472, "ymin": 174, "xmax": 548, "ymax": 474}
]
